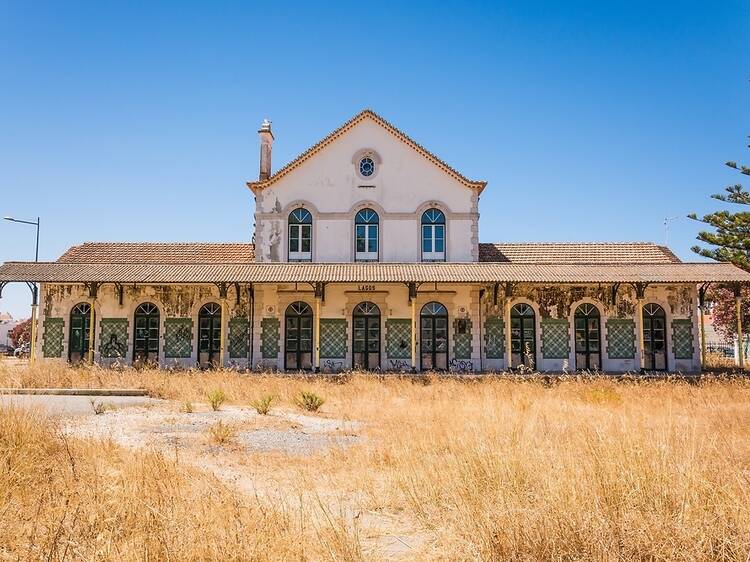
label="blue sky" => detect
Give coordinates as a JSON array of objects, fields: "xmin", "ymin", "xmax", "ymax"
[{"xmin": 1, "ymin": 1, "xmax": 749, "ymax": 318}]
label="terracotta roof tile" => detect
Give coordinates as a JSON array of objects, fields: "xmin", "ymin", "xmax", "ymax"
[
  {"xmin": 478, "ymin": 243, "xmax": 680, "ymax": 264},
  {"xmin": 58, "ymin": 243, "xmax": 255, "ymax": 264},
  {"xmin": 2, "ymin": 261, "xmax": 748, "ymax": 285}
]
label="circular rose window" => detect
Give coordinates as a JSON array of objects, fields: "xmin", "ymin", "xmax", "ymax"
[{"xmin": 359, "ymin": 157, "xmax": 375, "ymax": 177}]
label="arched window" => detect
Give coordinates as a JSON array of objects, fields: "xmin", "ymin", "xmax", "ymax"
[
  {"xmin": 288, "ymin": 208, "xmax": 312, "ymax": 261},
  {"xmin": 285, "ymin": 301, "xmax": 313, "ymax": 370},
  {"xmin": 69, "ymin": 302, "xmax": 93, "ymax": 363},
  {"xmin": 421, "ymin": 209, "xmax": 446, "ymax": 261},
  {"xmin": 642, "ymin": 303, "xmax": 667, "ymax": 371},
  {"xmin": 353, "ymin": 301, "xmax": 380, "ymax": 370},
  {"xmin": 511, "ymin": 303, "xmax": 536, "ymax": 369},
  {"xmin": 574, "ymin": 303, "xmax": 601, "ymax": 370},
  {"xmin": 420, "ymin": 301, "xmax": 448, "ymax": 370},
  {"xmin": 198, "ymin": 303, "xmax": 222, "ymax": 368},
  {"xmin": 134, "ymin": 302, "xmax": 160, "ymax": 365},
  {"xmin": 355, "ymin": 209, "xmax": 379, "ymax": 261}
]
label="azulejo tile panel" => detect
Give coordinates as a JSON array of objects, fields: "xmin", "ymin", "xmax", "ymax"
[
  {"xmin": 320, "ymin": 319, "xmax": 347, "ymax": 359},
  {"xmin": 452, "ymin": 318, "xmax": 473, "ymax": 359},
  {"xmin": 42, "ymin": 317, "xmax": 64, "ymax": 358},
  {"xmin": 484, "ymin": 317, "xmax": 504, "ymax": 358},
  {"xmin": 541, "ymin": 318, "xmax": 569, "ymax": 359},
  {"xmin": 260, "ymin": 318, "xmax": 280, "ymax": 358},
  {"xmin": 99, "ymin": 318, "xmax": 128, "ymax": 359},
  {"xmin": 386, "ymin": 319, "xmax": 411, "ymax": 359},
  {"xmin": 672, "ymin": 319, "xmax": 694, "ymax": 359},
  {"xmin": 164, "ymin": 318, "xmax": 193, "ymax": 358},
  {"xmin": 228, "ymin": 317, "xmax": 249, "ymax": 359},
  {"xmin": 606, "ymin": 319, "xmax": 635, "ymax": 359}
]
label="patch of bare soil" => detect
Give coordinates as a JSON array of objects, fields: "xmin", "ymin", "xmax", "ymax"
[{"xmin": 60, "ymin": 401, "xmax": 429, "ymax": 559}]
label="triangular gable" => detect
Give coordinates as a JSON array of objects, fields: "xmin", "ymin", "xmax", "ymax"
[{"xmin": 246, "ymin": 109, "xmax": 487, "ymax": 193}]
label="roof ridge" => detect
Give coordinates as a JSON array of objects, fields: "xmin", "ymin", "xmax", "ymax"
[
  {"xmin": 479, "ymin": 241, "xmax": 665, "ymax": 246},
  {"xmin": 246, "ymin": 109, "xmax": 486, "ymax": 192},
  {"xmin": 75, "ymin": 241, "xmax": 254, "ymax": 245}
]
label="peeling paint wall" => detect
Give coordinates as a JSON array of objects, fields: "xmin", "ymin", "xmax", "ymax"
[{"xmin": 36, "ymin": 281, "xmax": 701, "ymax": 373}]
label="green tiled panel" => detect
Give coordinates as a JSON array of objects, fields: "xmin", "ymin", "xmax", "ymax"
[
  {"xmin": 99, "ymin": 318, "xmax": 128, "ymax": 359},
  {"xmin": 672, "ymin": 319, "xmax": 694, "ymax": 359},
  {"xmin": 453, "ymin": 318, "xmax": 473, "ymax": 359},
  {"xmin": 261, "ymin": 318, "xmax": 280, "ymax": 358},
  {"xmin": 484, "ymin": 317, "xmax": 504, "ymax": 359},
  {"xmin": 386, "ymin": 319, "xmax": 411, "ymax": 359},
  {"xmin": 320, "ymin": 319, "xmax": 347, "ymax": 358},
  {"xmin": 164, "ymin": 318, "xmax": 193, "ymax": 358},
  {"xmin": 541, "ymin": 319, "xmax": 570, "ymax": 359},
  {"xmin": 228, "ymin": 317, "xmax": 249, "ymax": 359},
  {"xmin": 606, "ymin": 319, "xmax": 636, "ymax": 359},
  {"xmin": 42, "ymin": 317, "xmax": 64, "ymax": 358}
]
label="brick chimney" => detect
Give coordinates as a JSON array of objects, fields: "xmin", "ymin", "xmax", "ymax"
[{"xmin": 258, "ymin": 118, "xmax": 274, "ymax": 181}]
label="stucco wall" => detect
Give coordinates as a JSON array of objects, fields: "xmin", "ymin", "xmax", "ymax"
[
  {"xmin": 253, "ymin": 117, "xmax": 479, "ymax": 263},
  {"xmin": 36, "ymin": 281, "xmax": 701, "ymax": 373}
]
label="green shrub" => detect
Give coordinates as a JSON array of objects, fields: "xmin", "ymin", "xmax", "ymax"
[
  {"xmin": 295, "ymin": 390, "xmax": 325, "ymax": 412},
  {"xmin": 207, "ymin": 389, "xmax": 227, "ymax": 411},
  {"xmin": 250, "ymin": 394, "xmax": 274, "ymax": 415},
  {"xmin": 207, "ymin": 421, "xmax": 235, "ymax": 445}
]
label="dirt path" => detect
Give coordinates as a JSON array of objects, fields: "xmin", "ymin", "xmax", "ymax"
[{"xmin": 59, "ymin": 401, "xmax": 430, "ymax": 559}]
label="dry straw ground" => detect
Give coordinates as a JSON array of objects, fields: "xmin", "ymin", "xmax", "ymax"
[{"xmin": 1, "ymin": 362, "xmax": 749, "ymax": 560}]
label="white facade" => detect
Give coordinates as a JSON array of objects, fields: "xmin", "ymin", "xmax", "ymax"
[{"xmin": 27, "ymin": 110, "xmax": 705, "ymax": 373}]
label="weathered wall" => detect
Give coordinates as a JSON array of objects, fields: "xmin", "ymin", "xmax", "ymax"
[
  {"xmin": 253, "ymin": 117, "xmax": 479, "ymax": 263},
  {"xmin": 36, "ymin": 281, "xmax": 701, "ymax": 373}
]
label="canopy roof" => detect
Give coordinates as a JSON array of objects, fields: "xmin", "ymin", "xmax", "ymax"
[{"xmin": 1, "ymin": 261, "xmax": 748, "ymax": 285}]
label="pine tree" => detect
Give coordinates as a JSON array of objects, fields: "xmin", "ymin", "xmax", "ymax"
[
  {"xmin": 688, "ymin": 144, "xmax": 750, "ymax": 343},
  {"xmin": 688, "ymin": 154, "xmax": 750, "ymax": 271}
]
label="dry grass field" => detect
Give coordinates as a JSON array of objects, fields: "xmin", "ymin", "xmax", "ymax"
[{"xmin": 1, "ymin": 362, "xmax": 750, "ymax": 561}]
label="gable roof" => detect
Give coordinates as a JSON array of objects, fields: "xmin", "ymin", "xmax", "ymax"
[
  {"xmin": 58, "ymin": 242, "xmax": 255, "ymax": 264},
  {"xmin": 478, "ymin": 243, "xmax": 680, "ymax": 264},
  {"xmin": 54, "ymin": 241, "xmax": 679, "ymax": 266},
  {"xmin": 246, "ymin": 109, "xmax": 487, "ymax": 193}
]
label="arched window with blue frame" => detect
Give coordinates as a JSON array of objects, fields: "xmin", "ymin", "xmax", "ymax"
[
  {"xmin": 355, "ymin": 208, "xmax": 379, "ymax": 261},
  {"xmin": 288, "ymin": 208, "xmax": 312, "ymax": 261},
  {"xmin": 421, "ymin": 208, "xmax": 446, "ymax": 261}
]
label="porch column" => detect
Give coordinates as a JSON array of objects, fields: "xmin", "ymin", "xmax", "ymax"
[
  {"xmin": 504, "ymin": 297, "xmax": 512, "ymax": 371},
  {"xmin": 314, "ymin": 295, "xmax": 321, "ymax": 371},
  {"xmin": 29, "ymin": 284, "xmax": 38, "ymax": 365},
  {"xmin": 699, "ymin": 284, "xmax": 709, "ymax": 369},
  {"xmin": 633, "ymin": 283, "xmax": 647, "ymax": 371},
  {"xmin": 736, "ymin": 293, "xmax": 744, "ymax": 369},
  {"xmin": 408, "ymin": 283, "xmax": 417, "ymax": 372},
  {"xmin": 219, "ymin": 298, "xmax": 228, "ymax": 368},
  {"xmin": 635, "ymin": 299, "xmax": 644, "ymax": 371},
  {"xmin": 87, "ymin": 297, "xmax": 96, "ymax": 364}
]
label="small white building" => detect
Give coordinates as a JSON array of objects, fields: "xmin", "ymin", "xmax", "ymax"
[{"xmin": 2, "ymin": 110, "xmax": 749, "ymax": 372}]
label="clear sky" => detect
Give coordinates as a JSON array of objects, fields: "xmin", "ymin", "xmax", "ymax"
[{"xmin": 1, "ymin": 1, "xmax": 749, "ymax": 319}]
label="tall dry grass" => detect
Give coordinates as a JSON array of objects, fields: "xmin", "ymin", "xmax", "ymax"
[
  {"xmin": 2, "ymin": 363, "xmax": 750, "ymax": 560},
  {"xmin": 0, "ymin": 405, "xmax": 361, "ymax": 561}
]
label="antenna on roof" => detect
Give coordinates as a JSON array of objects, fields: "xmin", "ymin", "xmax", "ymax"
[{"xmin": 663, "ymin": 216, "xmax": 680, "ymax": 247}]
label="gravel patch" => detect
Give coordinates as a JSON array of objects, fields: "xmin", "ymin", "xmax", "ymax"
[
  {"xmin": 60, "ymin": 403, "xmax": 362, "ymax": 456},
  {"xmin": 239, "ymin": 428, "xmax": 359, "ymax": 456}
]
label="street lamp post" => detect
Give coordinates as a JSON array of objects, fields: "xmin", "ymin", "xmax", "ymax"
[{"xmin": 4, "ymin": 216, "xmax": 40, "ymax": 364}]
